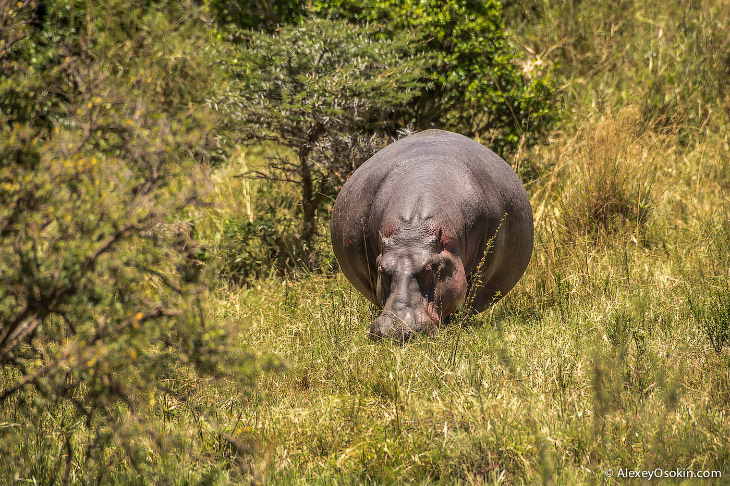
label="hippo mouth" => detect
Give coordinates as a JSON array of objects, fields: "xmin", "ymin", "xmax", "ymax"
[{"xmin": 370, "ymin": 299, "xmax": 441, "ymax": 341}]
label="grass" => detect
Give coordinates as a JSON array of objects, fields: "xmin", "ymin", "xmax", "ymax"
[
  {"xmin": 186, "ymin": 97, "xmax": 730, "ymax": 483},
  {"xmin": 184, "ymin": 219, "xmax": 729, "ymax": 483},
  {"xmin": 159, "ymin": 100, "xmax": 729, "ymax": 482},
  {"xmin": 3, "ymin": 0, "xmax": 730, "ymax": 483}
]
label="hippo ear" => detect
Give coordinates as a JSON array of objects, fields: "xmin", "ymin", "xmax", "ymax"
[{"xmin": 434, "ymin": 227, "xmax": 443, "ymax": 251}]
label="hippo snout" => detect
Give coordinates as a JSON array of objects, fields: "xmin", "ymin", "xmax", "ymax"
[
  {"xmin": 370, "ymin": 313, "xmax": 411, "ymax": 342},
  {"xmin": 369, "ymin": 306, "xmax": 436, "ymax": 342}
]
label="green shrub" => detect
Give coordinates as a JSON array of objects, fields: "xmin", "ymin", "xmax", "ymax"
[
  {"xmin": 216, "ymin": 17, "xmax": 429, "ymax": 254},
  {"xmin": 689, "ymin": 289, "xmax": 730, "ymax": 353},
  {"xmin": 206, "ymin": 0, "xmax": 304, "ymax": 30},
  {"xmin": 205, "ymin": 160, "xmax": 314, "ymax": 283},
  {"xmin": 312, "ymin": 0, "xmax": 557, "ymax": 154},
  {"xmin": 220, "ymin": 216, "xmax": 301, "ymax": 283},
  {"xmin": 0, "ymin": 0, "xmax": 253, "ymax": 481},
  {"xmin": 689, "ymin": 287, "xmax": 730, "ymax": 353},
  {"xmin": 216, "ymin": 194, "xmax": 340, "ymax": 284}
]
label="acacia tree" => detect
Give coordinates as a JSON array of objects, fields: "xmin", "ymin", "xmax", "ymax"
[
  {"xmin": 211, "ymin": 1, "xmax": 555, "ymax": 272},
  {"xmin": 217, "ymin": 18, "xmax": 431, "ymax": 253}
]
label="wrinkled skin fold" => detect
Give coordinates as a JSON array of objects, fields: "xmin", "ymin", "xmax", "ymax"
[{"xmin": 331, "ymin": 130, "xmax": 534, "ymax": 341}]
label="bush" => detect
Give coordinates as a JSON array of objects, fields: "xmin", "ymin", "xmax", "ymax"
[
  {"xmin": 220, "ymin": 212, "xmax": 306, "ymax": 284},
  {"xmin": 206, "ymin": 0, "xmax": 304, "ymax": 30},
  {"xmin": 216, "ymin": 17, "xmax": 429, "ymax": 255},
  {"xmin": 312, "ymin": 0, "xmax": 557, "ymax": 154},
  {"xmin": 212, "ymin": 171, "xmax": 338, "ymax": 283},
  {"xmin": 688, "ymin": 286, "xmax": 730, "ymax": 353},
  {"xmin": 0, "ymin": 0, "xmax": 252, "ymax": 481},
  {"xmin": 687, "ymin": 216, "xmax": 730, "ymax": 353}
]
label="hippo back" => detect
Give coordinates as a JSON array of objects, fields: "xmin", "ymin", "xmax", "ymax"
[{"xmin": 331, "ymin": 129, "xmax": 533, "ymax": 312}]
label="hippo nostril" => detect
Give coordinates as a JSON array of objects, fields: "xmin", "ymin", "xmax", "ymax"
[
  {"xmin": 369, "ymin": 314, "xmax": 394, "ymax": 340},
  {"xmin": 396, "ymin": 327, "xmax": 413, "ymax": 343},
  {"xmin": 369, "ymin": 324, "xmax": 412, "ymax": 343},
  {"xmin": 369, "ymin": 327, "xmax": 386, "ymax": 341},
  {"xmin": 370, "ymin": 311, "xmax": 419, "ymax": 342}
]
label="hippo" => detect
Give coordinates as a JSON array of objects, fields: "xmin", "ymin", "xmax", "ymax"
[{"xmin": 330, "ymin": 129, "xmax": 533, "ymax": 341}]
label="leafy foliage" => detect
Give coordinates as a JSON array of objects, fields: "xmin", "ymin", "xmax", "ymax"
[
  {"xmin": 206, "ymin": 0, "xmax": 304, "ymax": 30},
  {"xmin": 219, "ymin": 181, "xmax": 305, "ymax": 283},
  {"xmin": 216, "ymin": 17, "xmax": 430, "ymax": 257},
  {"xmin": 0, "ymin": 0, "xmax": 252, "ymax": 481},
  {"xmin": 688, "ymin": 285, "xmax": 730, "ymax": 353},
  {"xmin": 312, "ymin": 0, "xmax": 556, "ymax": 153}
]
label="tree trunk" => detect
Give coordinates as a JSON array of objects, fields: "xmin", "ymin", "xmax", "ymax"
[
  {"xmin": 298, "ymin": 123, "xmax": 326, "ymax": 269},
  {"xmin": 300, "ymin": 154, "xmax": 316, "ymax": 250}
]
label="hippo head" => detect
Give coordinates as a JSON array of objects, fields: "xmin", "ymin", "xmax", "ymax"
[{"xmin": 370, "ymin": 225, "xmax": 468, "ymax": 341}]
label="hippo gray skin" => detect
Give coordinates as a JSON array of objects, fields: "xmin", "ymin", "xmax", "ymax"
[{"xmin": 330, "ymin": 129, "xmax": 533, "ymax": 341}]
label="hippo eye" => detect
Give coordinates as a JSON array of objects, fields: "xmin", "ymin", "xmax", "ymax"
[
  {"xmin": 378, "ymin": 265, "xmax": 393, "ymax": 285},
  {"xmin": 377, "ymin": 267, "xmax": 391, "ymax": 302},
  {"xmin": 418, "ymin": 265, "xmax": 435, "ymax": 285}
]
